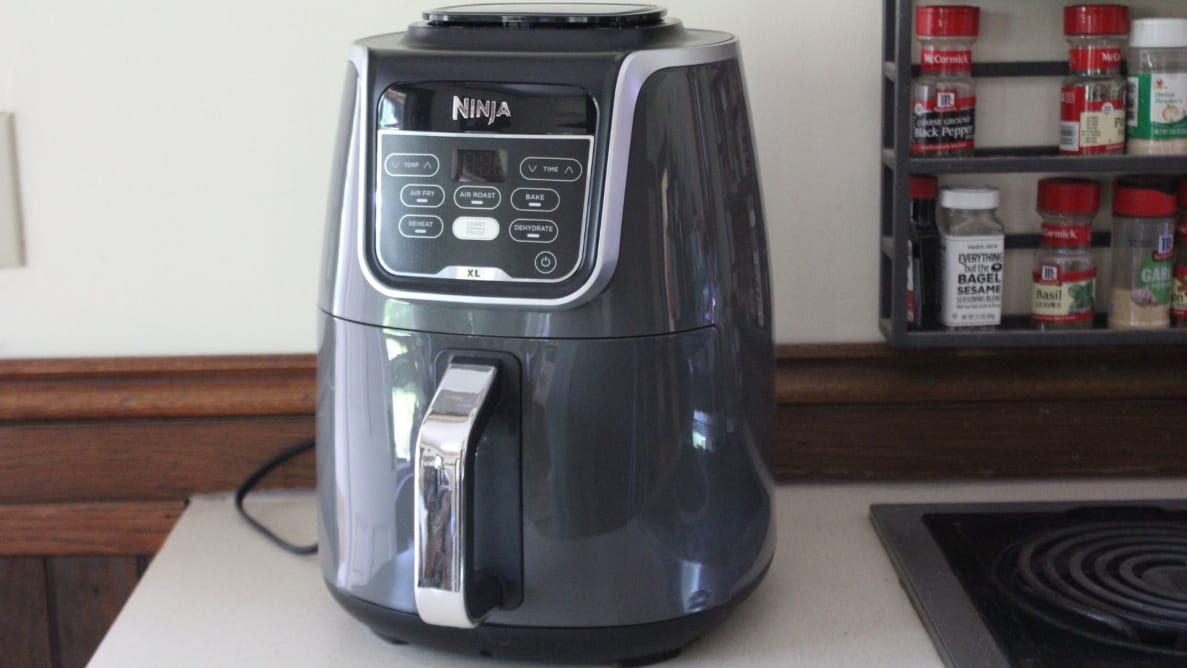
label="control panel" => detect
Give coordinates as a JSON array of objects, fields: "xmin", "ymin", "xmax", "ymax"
[{"xmin": 374, "ymin": 130, "xmax": 593, "ymax": 286}]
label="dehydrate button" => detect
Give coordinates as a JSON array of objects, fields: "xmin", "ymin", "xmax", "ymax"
[{"xmin": 509, "ymin": 219, "xmax": 559, "ymax": 243}]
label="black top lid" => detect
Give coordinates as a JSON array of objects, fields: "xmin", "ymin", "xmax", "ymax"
[{"xmin": 424, "ymin": 3, "xmax": 667, "ymax": 28}]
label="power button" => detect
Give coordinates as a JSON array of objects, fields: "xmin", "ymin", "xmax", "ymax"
[{"xmin": 534, "ymin": 251, "xmax": 558, "ymax": 274}]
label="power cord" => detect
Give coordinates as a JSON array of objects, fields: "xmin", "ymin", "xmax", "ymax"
[{"xmin": 234, "ymin": 437, "xmax": 318, "ymax": 555}]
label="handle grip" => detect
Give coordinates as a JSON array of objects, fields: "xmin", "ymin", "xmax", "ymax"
[{"xmin": 413, "ymin": 363, "xmax": 501, "ymax": 628}]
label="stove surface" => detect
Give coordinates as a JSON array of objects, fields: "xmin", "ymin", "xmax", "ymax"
[{"xmin": 871, "ymin": 500, "xmax": 1187, "ymax": 668}]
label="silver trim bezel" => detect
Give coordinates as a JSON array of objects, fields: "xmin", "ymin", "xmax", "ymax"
[
  {"xmin": 370, "ymin": 130, "xmax": 592, "ymax": 286},
  {"xmin": 354, "ymin": 39, "xmax": 740, "ymax": 308}
]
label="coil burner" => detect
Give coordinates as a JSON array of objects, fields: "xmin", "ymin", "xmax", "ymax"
[{"xmin": 994, "ymin": 522, "xmax": 1187, "ymax": 658}]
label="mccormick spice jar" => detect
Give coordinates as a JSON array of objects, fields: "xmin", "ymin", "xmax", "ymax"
[
  {"xmin": 1126, "ymin": 18, "xmax": 1187, "ymax": 155},
  {"xmin": 1174, "ymin": 178, "xmax": 1187, "ymax": 327},
  {"xmin": 1109, "ymin": 175, "xmax": 1177, "ymax": 329},
  {"xmin": 907, "ymin": 175, "xmax": 939, "ymax": 329},
  {"xmin": 937, "ymin": 186, "xmax": 1005, "ymax": 329},
  {"xmin": 1060, "ymin": 5, "xmax": 1129, "ymax": 155},
  {"xmin": 1030, "ymin": 178, "xmax": 1100, "ymax": 330},
  {"xmin": 911, "ymin": 6, "xmax": 980, "ymax": 157}
]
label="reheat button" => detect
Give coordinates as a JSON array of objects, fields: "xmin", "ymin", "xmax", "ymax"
[
  {"xmin": 509, "ymin": 219, "xmax": 559, "ymax": 243},
  {"xmin": 398, "ymin": 215, "xmax": 444, "ymax": 239}
]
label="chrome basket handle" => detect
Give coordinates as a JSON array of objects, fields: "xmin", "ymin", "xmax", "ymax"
[{"xmin": 413, "ymin": 362, "xmax": 500, "ymax": 628}]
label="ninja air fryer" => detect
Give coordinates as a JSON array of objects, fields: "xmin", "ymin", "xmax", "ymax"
[{"xmin": 316, "ymin": 4, "xmax": 775, "ymax": 663}]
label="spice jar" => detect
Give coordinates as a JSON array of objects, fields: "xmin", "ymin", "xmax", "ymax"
[
  {"xmin": 1126, "ymin": 18, "xmax": 1187, "ymax": 155},
  {"xmin": 907, "ymin": 175, "xmax": 939, "ymax": 329},
  {"xmin": 1109, "ymin": 175, "xmax": 1176, "ymax": 329},
  {"xmin": 1060, "ymin": 5, "xmax": 1129, "ymax": 155},
  {"xmin": 1031, "ymin": 178, "xmax": 1100, "ymax": 330},
  {"xmin": 1173, "ymin": 178, "xmax": 1187, "ymax": 327},
  {"xmin": 911, "ymin": 6, "xmax": 980, "ymax": 157},
  {"xmin": 938, "ymin": 186, "xmax": 1005, "ymax": 329}
]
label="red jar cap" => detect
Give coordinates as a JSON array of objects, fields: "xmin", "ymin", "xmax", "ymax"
[
  {"xmin": 1113, "ymin": 175, "xmax": 1178, "ymax": 217},
  {"xmin": 1037, "ymin": 177, "xmax": 1100, "ymax": 214},
  {"xmin": 916, "ymin": 6, "xmax": 980, "ymax": 37},
  {"xmin": 1064, "ymin": 5, "xmax": 1129, "ymax": 36},
  {"xmin": 909, "ymin": 175, "xmax": 938, "ymax": 199}
]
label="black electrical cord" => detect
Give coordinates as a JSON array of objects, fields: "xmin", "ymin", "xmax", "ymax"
[{"xmin": 234, "ymin": 437, "xmax": 318, "ymax": 555}]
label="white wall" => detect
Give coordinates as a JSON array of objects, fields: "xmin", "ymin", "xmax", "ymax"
[{"xmin": 0, "ymin": 1, "xmax": 1178, "ymax": 357}]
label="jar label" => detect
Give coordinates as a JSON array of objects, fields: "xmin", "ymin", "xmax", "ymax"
[
  {"xmin": 1040, "ymin": 223, "xmax": 1093, "ymax": 247},
  {"xmin": 1059, "ymin": 85, "xmax": 1125, "ymax": 153},
  {"xmin": 1136, "ymin": 251, "xmax": 1173, "ymax": 305},
  {"xmin": 920, "ymin": 49, "xmax": 972, "ymax": 73},
  {"xmin": 938, "ymin": 233, "xmax": 1004, "ymax": 327},
  {"xmin": 911, "ymin": 94, "xmax": 976, "ymax": 154},
  {"xmin": 1174, "ymin": 265, "xmax": 1187, "ymax": 319},
  {"xmin": 1127, "ymin": 73, "xmax": 1187, "ymax": 140},
  {"xmin": 1031, "ymin": 266, "xmax": 1096, "ymax": 324},
  {"xmin": 1068, "ymin": 47, "xmax": 1123, "ymax": 72}
]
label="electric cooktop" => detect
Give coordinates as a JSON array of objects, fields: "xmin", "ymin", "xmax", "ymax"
[{"xmin": 871, "ymin": 500, "xmax": 1187, "ymax": 668}]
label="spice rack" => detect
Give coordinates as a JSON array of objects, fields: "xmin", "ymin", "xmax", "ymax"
[{"xmin": 879, "ymin": 0, "xmax": 1187, "ymax": 347}]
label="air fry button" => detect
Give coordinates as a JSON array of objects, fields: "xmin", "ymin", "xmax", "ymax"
[
  {"xmin": 509, "ymin": 219, "xmax": 558, "ymax": 243},
  {"xmin": 534, "ymin": 251, "xmax": 558, "ymax": 274},
  {"xmin": 520, "ymin": 157, "xmax": 582, "ymax": 182}
]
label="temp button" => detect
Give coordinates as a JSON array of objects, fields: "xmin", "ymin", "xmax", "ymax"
[
  {"xmin": 452, "ymin": 216, "xmax": 500, "ymax": 241},
  {"xmin": 511, "ymin": 188, "xmax": 560, "ymax": 212},
  {"xmin": 509, "ymin": 219, "xmax": 559, "ymax": 244},
  {"xmin": 384, "ymin": 153, "xmax": 440, "ymax": 177}
]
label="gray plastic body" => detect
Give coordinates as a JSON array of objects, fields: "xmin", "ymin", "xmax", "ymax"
[{"xmin": 317, "ymin": 16, "xmax": 775, "ymax": 652}]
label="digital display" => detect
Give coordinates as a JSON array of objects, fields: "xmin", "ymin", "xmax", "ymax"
[{"xmin": 453, "ymin": 149, "xmax": 508, "ymax": 183}]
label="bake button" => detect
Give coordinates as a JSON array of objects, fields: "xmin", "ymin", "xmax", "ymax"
[
  {"xmin": 520, "ymin": 157, "xmax": 582, "ymax": 182},
  {"xmin": 454, "ymin": 186, "xmax": 502, "ymax": 210},
  {"xmin": 384, "ymin": 153, "xmax": 440, "ymax": 177},
  {"xmin": 400, "ymin": 184, "xmax": 445, "ymax": 208},
  {"xmin": 534, "ymin": 251, "xmax": 558, "ymax": 274},
  {"xmin": 509, "ymin": 219, "xmax": 559, "ymax": 244},
  {"xmin": 452, "ymin": 216, "xmax": 500, "ymax": 241},
  {"xmin": 511, "ymin": 188, "xmax": 560, "ymax": 212},
  {"xmin": 398, "ymin": 214, "xmax": 444, "ymax": 239}
]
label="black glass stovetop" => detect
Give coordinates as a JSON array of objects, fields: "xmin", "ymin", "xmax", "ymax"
[{"xmin": 871, "ymin": 500, "xmax": 1187, "ymax": 668}]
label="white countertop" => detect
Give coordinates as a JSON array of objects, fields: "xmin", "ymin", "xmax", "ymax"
[{"xmin": 89, "ymin": 479, "xmax": 1187, "ymax": 667}]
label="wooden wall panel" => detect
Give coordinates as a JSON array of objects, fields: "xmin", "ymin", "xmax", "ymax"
[
  {"xmin": 0, "ymin": 417, "xmax": 315, "ymax": 505},
  {"xmin": 47, "ymin": 556, "xmax": 141, "ymax": 668},
  {"xmin": 0, "ymin": 502, "xmax": 185, "ymax": 556},
  {"xmin": 773, "ymin": 399, "xmax": 1187, "ymax": 480},
  {"xmin": 0, "ymin": 557, "xmax": 53, "ymax": 668}
]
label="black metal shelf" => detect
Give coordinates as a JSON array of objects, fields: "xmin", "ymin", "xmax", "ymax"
[
  {"xmin": 882, "ymin": 146, "xmax": 1187, "ymax": 174},
  {"xmin": 879, "ymin": 317, "xmax": 1187, "ymax": 348},
  {"xmin": 878, "ymin": 0, "xmax": 1187, "ymax": 348}
]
